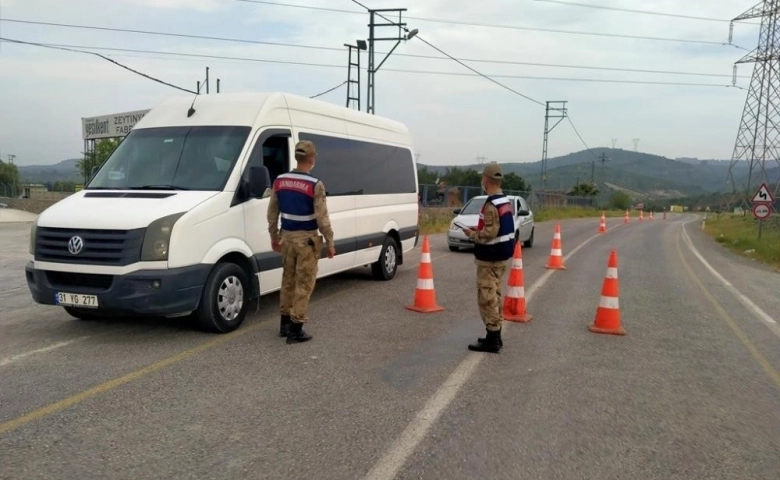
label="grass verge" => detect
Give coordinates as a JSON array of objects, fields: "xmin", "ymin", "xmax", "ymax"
[
  {"xmin": 703, "ymin": 214, "xmax": 780, "ymax": 271},
  {"xmin": 419, "ymin": 206, "xmax": 631, "ymax": 235}
]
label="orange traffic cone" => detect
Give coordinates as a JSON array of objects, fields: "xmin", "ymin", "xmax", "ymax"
[
  {"xmin": 598, "ymin": 212, "xmax": 607, "ymax": 233},
  {"xmin": 545, "ymin": 223, "xmax": 566, "ymax": 270},
  {"xmin": 624, "ymin": 210, "xmax": 630, "ymax": 224},
  {"xmin": 649, "ymin": 211, "xmax": 654, "ymax": 220},
  {"xmin": 589, "ymin": 250, "xmax": 626, "ymax": 336},
  {"xmin": 405, "ymin": 236, "xmax": 444, "ymax": 313},
  {"xmin": 639, "ymin": 210, "xmax": 644, "ymax": 222},
  {"xmin": 503, "ymin": 242, "xmax": 532, "ymax": 323}
]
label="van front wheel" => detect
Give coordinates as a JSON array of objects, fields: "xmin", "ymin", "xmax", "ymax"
[
  {"xmin": 372, "ymin": 236, "xmax": 399, "ymax": 281},
  {"xmin": 196, "ymin": 263, "xmax": 249, "ymax": 333}
]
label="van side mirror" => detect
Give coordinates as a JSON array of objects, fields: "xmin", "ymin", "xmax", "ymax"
[
  {"xmin": 249, "ymin": 166, "xmax": 271, "ymax": 199},
  {"xmin": 517, "ymin": 210, "xmax": 530, "ymax": 217},
  {"xmin": 453, "ymin": 208, "xmax": 461, "ymax": 215}
]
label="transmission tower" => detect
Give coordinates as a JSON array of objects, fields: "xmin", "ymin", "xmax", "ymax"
[
  {"xmin": 632, "ymin": 138, "xmax": 640, "ymax": 151},
  {"xmin": 611, "ymin": 138, "xmax": 618, "ymax": 149},
  {"xmin": 726, "ymin": 0, "xmax": 780, "ymax": 208},
  {"xmin": 540, "ymin": 101, "xmax": 568, "ymax": 190}
]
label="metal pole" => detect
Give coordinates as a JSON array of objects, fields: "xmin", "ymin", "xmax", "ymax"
[
  {"xmin": 368, "ymin": 10, "xmax": 376, "ymax": 115},
  {"xmin": 206, "ymin": 67, "xmax": 210, "ymax": 94},
  {"xmin": 217, "ymin": 79, "xmax": 220, "ymax": 93}
]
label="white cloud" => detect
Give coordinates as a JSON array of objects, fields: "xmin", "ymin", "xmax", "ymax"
[{"xmin": 0, "ymin": 0, "xmax": 763, "ymax": 168}]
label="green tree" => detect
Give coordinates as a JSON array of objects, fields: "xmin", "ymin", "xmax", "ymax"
[
  {"xmin": 77, "ymin": 138, "xmax": 121, "ymax": 183},
  {"xmin": 416, "ymin": 165, "xmax": 438, "ymax": 185},
  {"xmin": 608, "ymin": 191, "xmax": 632, "ymax": 210},
  {"xmin": 568, "ymin": 182, "xmax": 600, "ymax": 197},
  {"xmin": 502, "ymin": 172, "xmax": 529, "ymax": 192},
  {"xmin": 0, "ymin": 160, "xmax": 21, "ymax": 197}
]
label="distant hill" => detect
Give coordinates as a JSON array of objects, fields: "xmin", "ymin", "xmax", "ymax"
[
  {"xmin": 18, "ymin": 158, "xmax": 81, "ymax": 183},
  {"xmin": 420, "ymin": 148, "xmax": 754, "ymax": 200}
]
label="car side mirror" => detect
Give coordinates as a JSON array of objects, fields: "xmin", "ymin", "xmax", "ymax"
[
  {"xmin": 453, "ymin": 208, "xmax": 461, "ymax": 215},
  {"xmin": 249, "ymin": 166, "xmax": 271, "ymax": 199},
  {"xmin": 517, "ymin": 210, "xmax": 530, "ymax": 217}
]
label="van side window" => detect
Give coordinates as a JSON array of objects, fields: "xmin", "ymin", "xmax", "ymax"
[
  {"xmin": 247, "ymin": 133, "xmax": 290, "ymax": 184},
  {"xmin": 298, "ymin": 133, "xmax": 416, "ymax": 196}
]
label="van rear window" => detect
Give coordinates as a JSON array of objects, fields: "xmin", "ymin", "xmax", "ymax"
[{"xmin": 298, "ymin": 133, "xmax": 416, "ymax": 196}]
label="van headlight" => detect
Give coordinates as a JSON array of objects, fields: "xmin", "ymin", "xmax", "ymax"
[
  {"xmin": 141, "ymin": 212, "xmax": 185, "ymax": 261},
  {"xmin": 29, "ymin": 222, "xmax": 38, "ymax": 255}
]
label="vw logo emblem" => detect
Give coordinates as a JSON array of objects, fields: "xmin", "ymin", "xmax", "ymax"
[{"xmin": 68, "ymin": 236, "xmax": 84, "ymax": 255}]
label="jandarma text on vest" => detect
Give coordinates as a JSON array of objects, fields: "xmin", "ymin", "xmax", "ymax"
[{"xmin": 275, "ymin": 179, "xmax": 314, "ymax": 196}]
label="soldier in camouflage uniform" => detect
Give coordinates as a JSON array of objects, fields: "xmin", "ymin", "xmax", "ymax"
[
  {"xmin": 267, "ymin": 140, "xmax": 335, "ymax": 344},
  {"xmin": 462, "ymin": 163, "xmax": 516, "ymax": 353}
]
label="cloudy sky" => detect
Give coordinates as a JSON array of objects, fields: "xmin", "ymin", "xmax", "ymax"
[{"xmin": 0, "ymin": 0, "xmax": 762, "ymax": 166}]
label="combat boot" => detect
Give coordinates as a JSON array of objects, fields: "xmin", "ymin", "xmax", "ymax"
[
  {"xmin": 286, "ymin": 321, "xmax": 313, "ymax": 344},
  {"xmin": 279, "ymin": 314, "xmax": 292, "ymax": 337},
  {"xmin": 478, "ymin": 331, "xmax": 504, "ymax": 347},
  {"xmin": 468, "ymin": 329, "xmax": 502, "ymax": 353}
]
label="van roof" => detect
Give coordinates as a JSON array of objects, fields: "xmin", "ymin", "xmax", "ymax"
[{"xmin": 133, "ymin": 92, "xmax": 411, "ymax": 140}]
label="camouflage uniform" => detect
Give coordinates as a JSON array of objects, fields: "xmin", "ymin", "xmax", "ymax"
[
  {"xmin": 268, "ymin": 174, "xmax": 334, "ymax": 324},
  {"xmin": 471, "ymin": 199, "xmax": 506, "ymax": 332},
  {"xmin": 465, "ymin": 162, "xmax": 515, "ymax": 353}
]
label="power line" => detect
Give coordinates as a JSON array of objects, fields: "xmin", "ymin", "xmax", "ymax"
[
  {"xmin": 412, "ymin": 35, "xmax": 546, "ymax": 107},
  {"xmin": 310, "ymin": 80, "xmax": 347, "ymax": 99},
  {"xmin": 566, "ymin": 116, "xmax": 600, "ymax": 161},
  {"xmin": 347, "ymin": 0, "xmax": 544, "ymax": 107},
  {"xmin": 533, "ymin": 0, "xmax": 760, "ymax": 25},
  {"xmin": 0, "ymin": 37, "xmax": 196, "ymax": 94},
  {"xmin": 232, "ymin": 0, "xmax": 748, "ymax": 49},
  {"xmin": 1, "ymin": 39, "xmax": 746, "ymax": 90},
  {"xmin": 1, "ymin": 18, "xmax": 751, "ymax": 79}
]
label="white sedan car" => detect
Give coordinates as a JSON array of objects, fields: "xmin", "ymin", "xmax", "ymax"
[{"xmin": 447, "ymin": 195, "xmax": 535, "ymax": 252}]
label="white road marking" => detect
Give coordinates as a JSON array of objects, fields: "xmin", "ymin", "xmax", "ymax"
[
  {"xmin": 362, "ymin": 226, "xmax": 613, "ymax": 480},
  {"xmin": 0, "ymin": 337, "xmax": 89, "ymax": 368},
  {"xmin": 681, "ymin": 222, "xmax": 780, "ymax": 339}
]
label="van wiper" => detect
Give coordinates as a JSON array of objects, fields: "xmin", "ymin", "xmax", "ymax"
[{"xmin": 129, "ymin": 185, "xmax": 189, "ymax": 191}]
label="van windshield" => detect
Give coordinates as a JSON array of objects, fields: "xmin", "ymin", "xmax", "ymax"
[
  {"xmin": 87, "ymin": 126, "xmax": 251, "ymax": 191},
  {"xmin": 460, "ymin": 197, "xmax": 487, "ymax": 215}
]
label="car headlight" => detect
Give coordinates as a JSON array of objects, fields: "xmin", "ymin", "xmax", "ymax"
[
  {"xmin": 29, "ymin": 222, "xmax": 38, "ymax": 255},
  {"xmin": 450, "ymin": 222, "xmax": 460, "ymax": 231},
  {"xmin": 141, "ymin": 212, "xmax": 185, "ymax": 261}
]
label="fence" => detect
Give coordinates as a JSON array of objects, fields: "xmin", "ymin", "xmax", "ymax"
[
  {"xmin": 0, "ymin": 184, "xmax": 21, "ymax": 199},
  {"xmin": 418, "ymin": 184, "xmax": 597, "ymax": 209}
]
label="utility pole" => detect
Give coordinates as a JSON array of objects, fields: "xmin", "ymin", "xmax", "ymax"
[
  {"xmin": 633, "ymin": 138, "xmax": 640, "ymax": 151},
  {"xmin": 362, "ymin": 7, "xmax": 418, "ymax": 115},
  {"xmin": 540, "ymin": 101, "xmax": 568, "ymax": 190},
  {"xmin": 590, "ymin": 160, "xmax": 596, "ymax": 185},
  {"xmin": 206, "ymin": 67, "xmax": 210, "ymax": 94},
  {"xmin": 726, "ymin": 0, "xmax": 780, "ymax": 208},
  {"xmin": 599, "ymin": 152, "xmax": 608, "ymax": 184},
  {"xmin": 344, "ymin": 41, "xmax": 366, "ymax": 110},
  {"xmin": 7, "ymin": 154, "xmax": 15, "ymax": 165}
]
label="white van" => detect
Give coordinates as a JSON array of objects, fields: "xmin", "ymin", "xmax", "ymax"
[{"xmin": 25, "ymin": 92, "xmax": 420, "ymax": 333}]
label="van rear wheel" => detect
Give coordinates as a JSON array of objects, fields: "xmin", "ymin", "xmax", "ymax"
[
  {"xmin": 372, "ymin": 236, "xmax": 399, "ymax": 281},
  {"xmin": 195, "ymin": 262, "xmax": 249, "ymax": 333}
]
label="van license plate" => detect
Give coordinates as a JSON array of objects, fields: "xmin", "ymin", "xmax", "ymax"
[{"xmin": 55, "ymin": 292, "xmax": 99, "ymax": 308}]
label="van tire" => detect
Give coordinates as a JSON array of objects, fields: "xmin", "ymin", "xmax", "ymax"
[
  {"xmin": 372, "ymin": 236, "xmax": 399, "ymax": 281},
  {"xmin": 523, "ymin": 227, "xmax": 534, "ymax": 248},
  {"xmin": 64, "ymin": 307, "xmax": 101, "ymax": 321},
  {"xmin": 196, "ymin": 262, "xmax": 249, "ymax": 333}
]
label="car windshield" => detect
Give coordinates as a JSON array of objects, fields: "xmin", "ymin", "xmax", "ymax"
[
  {"xmin": 460, "ymin": 197, "xmax": 487, "ymax": 215},
  {"xmin": 87, "ymin": 126, "xmax": 251, "ymax": 191}
]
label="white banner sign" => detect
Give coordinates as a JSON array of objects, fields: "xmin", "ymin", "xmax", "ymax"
[{"xmin": 81, "ymin": 109, "xmax": 150, "ymax": 140}]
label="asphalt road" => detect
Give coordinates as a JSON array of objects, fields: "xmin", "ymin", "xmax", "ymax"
[{"xmin": 1, "ymin": 214, "xmax": 779, "ymax": 480}]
